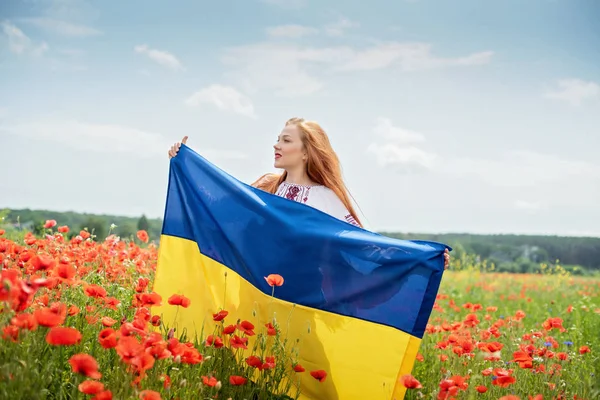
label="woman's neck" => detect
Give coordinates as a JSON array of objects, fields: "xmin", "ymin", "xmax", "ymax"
[{"xmin": 284, "ymin": 167, "xmax": 314, "ymax": 186}]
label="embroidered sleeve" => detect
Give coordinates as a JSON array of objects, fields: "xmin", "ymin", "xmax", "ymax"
[{"xmin": 313, "ymin": 188, "xmax": 360, "ymax": 227}]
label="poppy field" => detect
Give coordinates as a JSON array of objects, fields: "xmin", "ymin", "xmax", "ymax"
[{"xmin": 1, "ymin": 222, "xmax": 599, "ymax": 400}]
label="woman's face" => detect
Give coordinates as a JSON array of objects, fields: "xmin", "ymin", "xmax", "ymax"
[{"xmin": 273, "ymin": 124, "xmax": 306, "ymax": 170}]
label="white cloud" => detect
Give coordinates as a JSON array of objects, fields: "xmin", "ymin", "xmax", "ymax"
[
  {"xmin": 324, "ymin": 17, "xmax": 359, "ymax": 37},
  {"xmin": 445, "ymin": 150, "xmax": 600, "ymax": 187},
  {"xmin": 185, "ymin": 84, "xmax": 257, "ymax": 119},
  {"xmin": 336, "ymin": 43, "xmax": 493, "ymax": 71},
  {"xmin": 514, "ymin": 200, "xmax": 542, "ymax": 212},
  {"xmin": 265, "ymin": 24, "xmax": 318, "ymax": 38},
  {"xmin": 221, "ymin": 41, "xmax": 493, "ymax": 96},
  {"xmin": 367, "ymin": 117, "xmax": 436, "ymax": 170},
  {"xmin": 134, "ymin": 44, "xmax": 184, "ymax": 71},
  {"xmin": 366, "ymin": 119, "xmax": 600, "ymax": 194},
  {"xmin": 2, "ymin": 21, "xmax": 49, "ymax": 56},
  {"xmin": 260, "ymin": 0, "xmax": 306, "ymax": 8},
  {"xmin": 544, "ymin": 78, "xmax": 600, "ymax": 106},
  {"xmin": 372, "ymin": 117, "xmax": 425, "ymax": 144},
  {"xmin": 1, "ymin": 120, "xmax": 247, "ymax": 160},
  {"xmin": 20, "ymin": 17, "xmax": 101, "ymax": 36},
  {"xmin": 367, "ymin": 143, "xmax": 437, "ymax": 170}
]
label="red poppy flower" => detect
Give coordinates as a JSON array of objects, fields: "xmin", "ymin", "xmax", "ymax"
[
  {"xmin": 78, "ymin": 380, "xmax": 105, "ymax": 395},
  {"xmin": 237, "ymin": 320, "xmax": 255, "ymax": 336},
  {"xmin": 85, "ymin": 285, "xmax": 107, "ymax": 298},
  {"xmin": 202, "ymin": 376, "xmax": 218, "ymax": 387},
  {"xmin": 229, "ymin": 376, "xmax": 247, "ymax": 386},
  {"xmin": 34, "ymin": 303, "xmax": 67, "ymax": 327},
  {"xmin": 46, "ymin": 326, "xmax": 82, "ymax": 346},
  {"xmin": 293, "ymin": 363, "xmax": 305, "ymax": 372},
  {"xmin": 310, "ymin": 370, "xmax": 327, "ymax": 382},
  {"xmin": 98, "ymin": 328, "xmax": 118, "ymax": 349},
  {"xmin": 31, "ymin": 253, "xmax": 56, "ymax": 271},
  {"xmin": 246, "ymin": 355, "xmax": 262, "ymax": 368},
  {"xmin": 69, "ymin": 353, "xmax": 102, "ymax": 379},
  {"xmin": 264, "ymin": 274, "xmax": 284, "ymax": 287},
  {"xmin": 400, "ymin": 374, "xmax": 422, "ymax": 389},
  {"xmin": 223, "ymin": 324, "xmax": 236, "ymax": 334},
  {"xmin": 230, "ymin": 335, "xmax": 248, "ymax": 349},
  {"xmin": 205, "ymin": 335, "xmax": 223, "ymax": 348},
  {"xmin": 212, "ymin": 310, "xmax": 228, "ymax": 321},
  {"xmin": 91, "ymin": 390, "xmax": 112, "ymax": 400},
  {"xmin": 101, "ymin": 317, "xmax": 117, "ymax": 327},
  {"xmin": 168, "ymin": 294, "xmax": 191, "ymax": 308},
  {"xmin": 139, "ymin": 390, "xmax": 161, "ymax": 400},
  {"xmin": 265, "ymin": 322, "xmax": 277, "ymax": 336},
  {"xmin": 44, "ymin": 220, "xmax": 57, "ymax": 229},
  {"xmin": 137, "ymin": 230, "xmax": 149, "ymax": 243}
]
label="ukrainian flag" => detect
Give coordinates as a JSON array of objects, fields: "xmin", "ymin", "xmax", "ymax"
[{"xmin": 152, "ymin": 145, "xmax": 449, "ymax": 400}]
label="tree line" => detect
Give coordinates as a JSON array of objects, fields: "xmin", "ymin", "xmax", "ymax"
[
  {"xmin": 1, "ymin": 208, "xmax": 162, "ymax": 243},
  {"xmin": 2, "ymin": 208, "xmax": 599, "ymax": 273}
]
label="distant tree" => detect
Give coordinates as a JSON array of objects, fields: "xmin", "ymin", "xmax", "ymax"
[
  {"xmin": 80, "ymin": 217, "xmax": 107, "ymax": 241},
  {"xmin": 137, "ymin": 214, "xmax": 149, "ymax": 232},
  {"xmin": 118, "ymin": 221, "xmax": 137, "ymax": 240},
  {"xmin": 33, "ymin": 220, "xmax": 46, "ymax": 236}
]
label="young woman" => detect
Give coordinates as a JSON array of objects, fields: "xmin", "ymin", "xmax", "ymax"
[{"xmin": 168, "ymin": 117, "xmax": 450, "ymax": 268}]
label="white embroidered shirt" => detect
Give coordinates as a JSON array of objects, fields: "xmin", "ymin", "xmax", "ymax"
[{"xmin": 274, "ymin": 181, "xmax": 359, "ymax": 227}]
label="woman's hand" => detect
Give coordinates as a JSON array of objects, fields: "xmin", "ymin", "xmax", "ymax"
[
  {"xmin": 444, "ymin": 248, "xmax": 450, "ymax": 270},
  {"xmin": 168, "ymin": 136, "xmax": 188, "ymax": 159}
]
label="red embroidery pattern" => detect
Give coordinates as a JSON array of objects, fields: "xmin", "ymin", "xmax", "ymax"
[
  {"xmin": 276, "ymin": 183, "xmax": 310, "ymax": 204},
  {"xmin": 286, "ymin": 186, "xmax": 300, "ymax": 200},
  {"xmin": 345, "ymin": 214, "xmax": 359, "ymax": 226}
]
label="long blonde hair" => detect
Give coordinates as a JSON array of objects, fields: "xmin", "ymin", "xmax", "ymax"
[{"xmin": 252, "ymin": 117, "xmax": 362, "ymax": 227}]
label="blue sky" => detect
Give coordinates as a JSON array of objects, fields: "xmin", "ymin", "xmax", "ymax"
[{"xmin": 1, "ymin": 0, "xmax": 599, "ymax": 236}]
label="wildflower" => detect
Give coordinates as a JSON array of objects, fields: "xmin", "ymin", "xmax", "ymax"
[
  {"xmin": 237, "ymin": 320, "xmax": 255, "ymax": 336},
  {"xmin": 230, "ymin": 335, "xmax": 248, "ymax": 349},
  {"xmin": 98, "ymin": 328, "xmax": 118, "ymax": 349},
  {"xmin": 30, "ymin": 253, "xmax": 56, "ymax": 271},
  {"xmin": 34, "ymin": 303, "xmax": 67, "ymax": 327},
  {"xmin": 205, "ymin": 335, "xmax": 223, "ymax": 348},
  {"xmin": 246, "ymin": 355, "xmax": 262, "ymax": 368},
  {"xmin": 310, "ymin": 370, "xmax": 327, "ymax": 382},
  {"xmin": 212, "ymin": 310, "xmax": 228, "ymax": 321},
  {"xmin": 579, "ymin": 345, "xmax": 591, "ymax": 354},
  {"xmin": 202, "ymin": 376, "xmax": 218, "ymax": 387},
  {"xmin": 85, "ymin": 284, "xmax": 107, "ymax": 298},
  {"xmin": 101, "ymin": 317, "xmax": 117, "ymax": 327},
  {"xmin": 44, "ymin": 220, "xmax": 57, "ymax": 229},
  {"xmin": 168, "ymin": 294, "xmax": 191, "ymax": 308},
  {"xmin": 46, "ymin": 326, "xmax": 83, "ymax": 346},
  {"xmin": 79, "ymin": 380, "xmax": 105, "ymax": 395},
  {"xmin": 69, "ymin": 353, "xmax": 102, "ymax": 379},
  {"xmin": 139, "ymin": 390, "xmax": 161, "ymax": 400},
  {"xmin": 293, "ymin": 363, "xmax": 305, "ymax": 372},
  {"xmin": 264, "ymin": 274, "xmax": 284, "ymax": 287},
  {"xmin": 542, "ymin": 317, "xmax": 566, "ymax": 332},
  {"xmin": 511, "ymin": 350, "xmax": 533, "ymax": 369},
  {"xmin": 137, "ymin": 230, "xmax": 149, "ymax": 243},
  {"xmin": 400, "ymin": 374, "xmax": 422, "ymax": 389},
  {"xmin": 265, "ymin": 322, "xmax": 277, "ymax": 336},
  {"xmin": 229, "ymin": 376, "xmax": 247, "ymax": 386},
  {"xmin": 92, "ymin": 391, "xmax": 112, "ymax": 400},
  {"xmin": 223, "ymin": 324, "xmax": 236, "ymax": 334}
]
